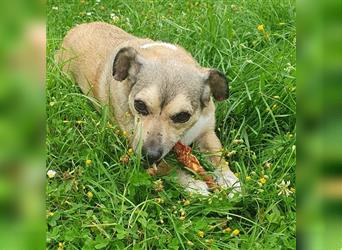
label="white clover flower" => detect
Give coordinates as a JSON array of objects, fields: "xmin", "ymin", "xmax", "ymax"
[
  {"xmin": 110, "ymin": 13, "xmax": 119, "ymax": 22},
  {"xmin": 47, "ymin": 170, "xmax": 56, "ymax": 179},
  {"xmin": 231, "ymin": 4, "xmax": 238, "ymax": 11},
  {"xmin": 95, "ymin": 0, "xmax": 101, "ymax": 3},
  {"xmin": 86, "ymin": 12, "xmax": 92, "ymax": 16},
  {"xmin": 52, "ymin": 6, "xmax": 59, "ymax": 10},
  {"xmin": 277, "ymin": 180, "xmax": 293, "ymax": 196},
  {"xmin": 284, "ymin": 62, "xmax": 295, "ymax": 73}
]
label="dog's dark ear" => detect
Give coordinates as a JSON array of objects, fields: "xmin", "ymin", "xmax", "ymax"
[
  {"xmin": 113, "ymin": 47, "xmax": 141, "ymax": 81},
  {"xmin": 205, "ymin": 69, "xmax": 229, "ymax": 101}
]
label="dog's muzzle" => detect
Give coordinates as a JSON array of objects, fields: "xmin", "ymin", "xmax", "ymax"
[{"xmin": 143, "ymin": 145, "xmax": 163, "ymax": 165}]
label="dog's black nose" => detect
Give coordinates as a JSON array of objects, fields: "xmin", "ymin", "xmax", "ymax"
[{"xmin": 145, "ymin": 148, "xmax": 163, "ymax": 164}]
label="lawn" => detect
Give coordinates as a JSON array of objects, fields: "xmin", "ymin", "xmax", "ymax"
[{"xmin": 46, "ymin": 0, "xmax": 296, "ymax": 249}]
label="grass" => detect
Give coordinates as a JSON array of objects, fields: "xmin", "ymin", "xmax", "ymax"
[{"xmin": 46, "ymin": 0, "xmax": 296, "ymax": 249}]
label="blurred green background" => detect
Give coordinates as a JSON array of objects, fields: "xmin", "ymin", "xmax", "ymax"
[
  {"xmin": 0, "ymin": 0, "xmax": 45, "ymax": 249},
  {"xmin": 297, "ymin": 0, "xmax": 342, "ymax": 249}
]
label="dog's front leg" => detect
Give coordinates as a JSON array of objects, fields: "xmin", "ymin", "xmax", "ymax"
[
  {"xmin": 147, "ymin": 161, "xmax": 210, "ymax": 196},
  {"xmin": 176, "ymin": 169, "xmax": 210, "ymax": 196},
  {"xmin": 195, "ymin": 131, "xmax": 241, "ymax": 193}
]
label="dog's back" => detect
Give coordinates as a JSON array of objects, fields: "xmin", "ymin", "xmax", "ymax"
[
  {"xmin": 55, "ymin": 22, "xmax": 135, "ymax": 99},
  {"xmin": 56, "ymin": 22, "xmax": 199, "ymax": 103}
]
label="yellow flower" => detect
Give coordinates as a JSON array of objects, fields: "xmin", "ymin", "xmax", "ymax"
[
  {"xmin": 47, "ymin": 211, "xmax": 54, "ymax": 218},
  {"xmin": 257, "ymin": 24, "xmax": 265, "ymax": 32},
  {"xmin": 57, "ymin": 242, "xmax": 64, "ymax": 250},
  {"xmin": 179, "ymin": 216, "xmax": 186, "ymax": 221},
  {"xmin": 183, "ymin": 200, "xmax": 191, "ymax": 206},
  {"xmin": 225, "ymin": 227, "xmax": 232, "ymax": 233},
  {"xmin": 197, "ymin": 230, "xmax": 205, "ymax": 238},
  {"xmin": 180, "ymin": 209, "xmax": 186, "ymax": 217},
  {"xmin": 245, "ymin": 176, "xmax": 251, "ymax": 181},
  {"xmin": 232, "ymin": 229, "xmax": 240, "ymax": 236},
  {"xmin": 87, "ymin": 191, "xmax": 93, "ymax": 199},
  {"xmin": 187, "ymin": 240, "xmax": 194, "ymax": 246},
  {"xmin": 122, "ymin": 130, "xmax": 128, "ymax": 137},
  {"xmin": 272, "ymin": 104, "xmax": 278, "ymax": 110},
  {"xmin": 259, "ymin": 177, "xmax": 267, "ymax": 185},
  {"xmin": 127, "ymin": 148, "xmax": 134, "ymax": 156},
  {"xmin": 85, "ymin": 159, "xmax": 92, "ymax": 166},
  {"xmin": 273, "ymin": 95, "xmax": 280, "ymax": 99},
  {"xmin": 155, "ymin": 198, "xmax": 164, "ymax": 204},
  {"xmin": 47, "ymin": 170, "xmax": 56, "ymax": 179},
  {"xmin": 234, "ymin": 172, "xmax": 240, "ymax": 178}
]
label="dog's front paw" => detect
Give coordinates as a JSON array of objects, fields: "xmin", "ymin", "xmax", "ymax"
[
  {"xmin": 214, "ymin": 166, "xmax": 241, "ymax": 194},
  {"xmin": 176, "ymin": 169, "xmax": 210, "ymax": 196},
  {"xmin": 184, "ymin": 179, "xmax": 210, "ymax": 196}
]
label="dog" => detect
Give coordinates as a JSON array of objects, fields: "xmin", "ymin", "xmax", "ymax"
[{"xmin": 56, "ymin": 22, "xmax": 240, "ymax": 195}]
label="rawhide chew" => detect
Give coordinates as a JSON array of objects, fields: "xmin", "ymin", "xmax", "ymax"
[{"xmin": 173, "ymin": 141, "xmax": 218, "ymax": 190}]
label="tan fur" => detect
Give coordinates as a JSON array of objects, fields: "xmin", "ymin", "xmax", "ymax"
[{"xmin": 57, "ymin": 22, "xmax": 240, "ymax": 194}]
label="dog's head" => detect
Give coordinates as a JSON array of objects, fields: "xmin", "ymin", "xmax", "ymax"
[{"xmin": 112, "ymin": 47, "xmax": 229, "ymax": 164}]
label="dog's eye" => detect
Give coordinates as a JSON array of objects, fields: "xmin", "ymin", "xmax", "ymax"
[
  {"xmin": 134, "ymin": 100, "xmax": 149, "ymax": 116},
  {"xmin": 171, "ymin": 112, "xmax": 191, "ymax": 123}
]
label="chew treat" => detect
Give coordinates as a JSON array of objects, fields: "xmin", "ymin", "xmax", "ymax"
[{"xmin": 173, "ymin": 141, "xmax": 218, "ymax": 190}]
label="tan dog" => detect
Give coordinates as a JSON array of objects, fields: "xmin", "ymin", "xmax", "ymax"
[{"xmin": 56, "ymin": 22, "xmax": 240, "ymax": 195}]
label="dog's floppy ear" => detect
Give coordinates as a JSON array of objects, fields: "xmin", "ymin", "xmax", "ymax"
[
  {"xmin": 205, "ymin": 69, "xmax": 229, "ymax": 101},
  {"xmin": 113, "ymin": 47, "xmax": 141, "ymax": 82}
]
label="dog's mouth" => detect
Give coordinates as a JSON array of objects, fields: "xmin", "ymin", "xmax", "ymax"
[
  {"xmin": 141, "ymin": 142, "xmax": 181, "ymax": 168},
  {"xmin": 142, "ymin": 156, "xmax": 161, "ymax": 169}
]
